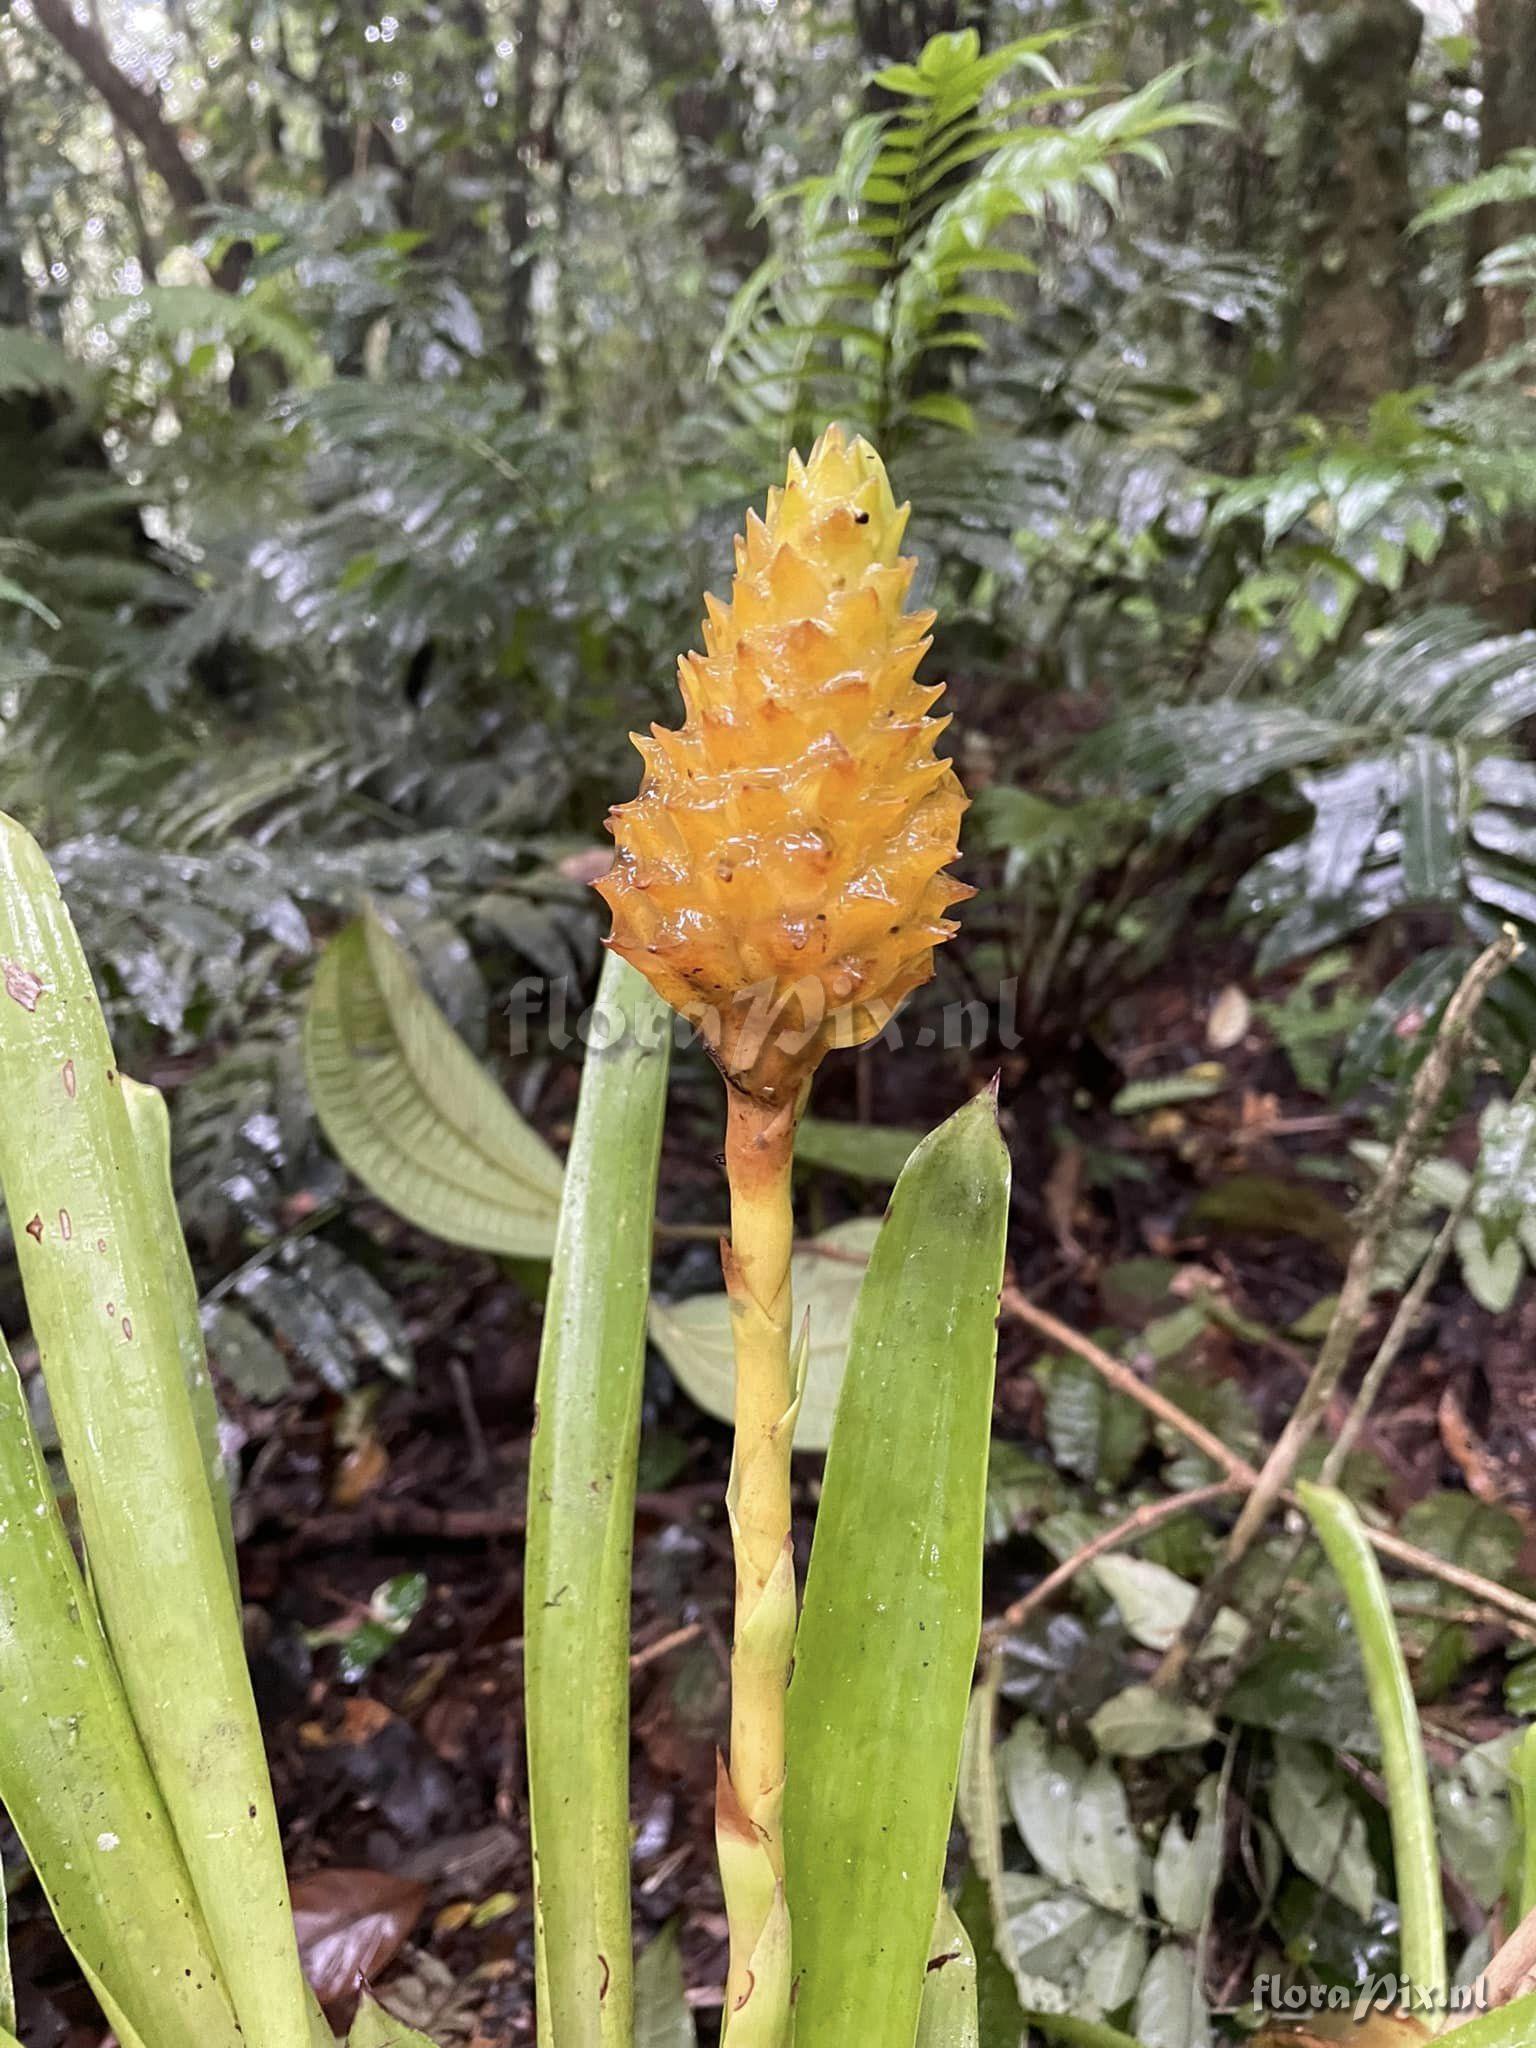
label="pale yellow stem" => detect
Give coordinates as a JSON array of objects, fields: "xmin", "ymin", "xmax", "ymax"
[{"xmin": 718, "ymin": 1085, "xmax": 801, "ymax": 2043}]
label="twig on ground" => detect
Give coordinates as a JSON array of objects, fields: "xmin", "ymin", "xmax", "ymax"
[
  {"xmin": 629, "ymin": 1621, "xmax": 704, "ymax": 1673},
  {"xmin": 1002, "ymin": 1288, "xmax": 1259, "ymax": 1485},
  {"xmin": 1482, "ymin": 1902, "xmax": 1536, "ymax": 2012},
  {"xmin": 997, "ymin": 1184, "xmax": 1536, "ymax": 1645},
  {"xmin": 1323, "ymin": 1048, "xmax": 1536, "ymax": 1489},
  {"xmin": 1150, "ymin": 930, "xmax": 1518, "ymax": 1694},
  {"xmin": 982, "ymin": 1480, "xmax": 1241, "ymax": 1647}
]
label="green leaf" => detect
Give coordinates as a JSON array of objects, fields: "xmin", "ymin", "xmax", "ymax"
[
  {"xmin": 1473, "ymin": 1098, "xmax": 1536, "ymax": 1242},
  {"xmin": 1433, "ymin": 1734, "xmax": 1518, "ymax": 1911},
  {"xmin": 122, "ymin": 1077, "xmax": 237, "ymax": 1598},
  {"xmin": 1337, "ymin": 948, "xmax": 1465, "ymax": 1098},
  {"xmin": 1399, "ymin": 736, "xmax": 1461, "ymax": 902},
  {"xmin": 1111, "ymin": 1066, "xmax": 1225, "ymax": 1115},
  {"xmin": 1270, "ymin": 1738, "xmax": 1378, "ymax": 1921},
  {"xmin": 1038, "ymin": 1353, "xmax": 1148, "ymax": 1486},
  {"xmin": 347, "ymin": 1995, "xmax": 441, "ymax": 2048},
  {"xmin": 1299, "ymin": 1484, "xmax": 1447, "ymax": 2001},
  {"xmin": 785, "ymin": 1093, "xmax": 1010, "ymax": 2048},
  {"xmin": 1092, "ymin": 1554, "xmax": 1245, "ymax": 1661},
  {"xmin": 524, "ymin": 955, "xmax": 670, "ymax": 2048},
  {"xmin": 1454, "ymin": 1218, "xmax": 1524, "ymax": 1311},
  {"xmin": 0, "ymin": 1335, "xmax": 241, "ymax": 2048},
  {"xmin": 905, "ymin": 393, "xmax": 978, "ymax": 434},
  {"xmin": 1089, "ymin": 1684, "xmax": 1217, "ymax": 1759},
  {"xmin": 0, "ymin": 574, "xmax": 60, "ymax": 628},
  {"xmin": 1151, "ymin": 1780, "xmax": 1222, "ymax": 1934},
  {"xmin": 915, "ymin": 1897, "xmax": 980, "ymax": 2048},
  {"xmin": 1071, "ymin": 1762, "xmax": 1141, "ymax": 1918},
  {"xmin": 634, "ymin": 1926, "xmax": 695, "ymax": 2048},
  {"xmin": 0, "ymin": 813, "xmax": 312, "ymax": 2048},
  {"xmin": 795, "ymin": 1115, "xmax": 924, "ymax": 1183},
  {"xmin": 1442, "ymin": 1991, "xmax": 1536, "ymax": 2048},
  {"xmin": 1298, "ymin": 757, "xmax": 1394, "ymax": 901},
  {"xmin": 648, "ymin": 1217, "xmax": 878, "ymax": 1451},
  {"xmin": 1001, "ymin": 1720, "xmax": 1084, "ymax": 1887},
  {"xmin": 1132, "ymin": 1945, "xmax": 1209, "ymax": 2048},
  {"xmin": 305, "ymin": 910, "xmax": 564, "ymax": 1257}
]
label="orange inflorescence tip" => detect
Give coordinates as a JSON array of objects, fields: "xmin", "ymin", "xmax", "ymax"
[{"xmin": 595, "ymin": 424, "xmax": 969, "ymax": 1104}]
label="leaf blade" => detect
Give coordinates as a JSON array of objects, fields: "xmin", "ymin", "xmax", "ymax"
[{"xmin": 785, "ymin": 1093, "xmax": 1011, "ymax": 2048}]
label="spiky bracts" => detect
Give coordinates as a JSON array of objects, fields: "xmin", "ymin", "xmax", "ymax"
[{"xmin": 596, "ymin": 424, "xmax": 969, "ymax": 1106}]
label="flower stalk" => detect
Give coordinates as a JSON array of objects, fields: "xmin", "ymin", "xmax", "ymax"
[{"xmin": 717, "ymin": 1088, "xmax": 802, "ymax": 2037}]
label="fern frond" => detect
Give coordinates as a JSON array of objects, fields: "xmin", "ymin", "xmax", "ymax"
[
  {"xmin": 716, "ymin": 27, "xmax": 1226, "ymax": 455},
  {"xmin": 0, "ymin": 326, "xmax": 93, "ymax": 402},
  {"xmin": 1412, "ymin": 147, "xmax": 1536, "ymax": 232}
]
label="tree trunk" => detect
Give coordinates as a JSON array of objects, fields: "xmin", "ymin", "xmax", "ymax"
[
  {"xmin": 502, "ymin": 0, "xmax": 545, "ymax": 387},
  {"xmin": 1461, "ymin": 0, "xmax": 1536, "ymax": 363},
  {"xmin": 852, "ymin": 0, "xmax": 991, "ymax": 67},
  {"xmin": 634, "ymin": 0, "xmax": 767, "ymax": 279},
  {"xmin": 0, "ymin": 88, "xmax": 28, "ymax": 329},
  {"xmin": 1290, "ymin": 0, "xmax": 1422, "ymax": 417},
  {"xmin": 22, "ymin": 0, "xmax": 252, "ymax": 294}
]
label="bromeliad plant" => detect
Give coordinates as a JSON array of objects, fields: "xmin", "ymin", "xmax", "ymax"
[
  {"xmin": 303, "ymin": 427, "xmax": 1011, "ymax": 2047},
  {"xmin": 0, "ymin": 816, "xmax": 396, "ymax": 2048},
  {"xmin": 595, "ymin": 425, "xmax": 976, "ymax": 2039}
]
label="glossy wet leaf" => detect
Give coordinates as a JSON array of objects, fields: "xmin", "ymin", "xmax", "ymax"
[
  {"xmin": 305, "ymin": 909, "xmax": 564, "ymax": 1258},
  {"xmin": 1472, "ymin": 1097, "xmax": 1536, "ymax": 1241},
  {"xmin": 647, "ymin": 1217, "xmax": 879, "ymax": 1451},
  {"xmin": 1037, "ymin": 1352, "xmax": 1148, "ymax": 1486},
  {"xmin": 1337, "ymin": 948, "xmax": 1465, "ymax": 1098},
  {"xmin": 1001, "ymin": 1720, "xmax": 1082, "ymax": 1887},
  {"xmin": 784, "ymin": 1094, "xmax": 1010, "ymax": 2048},
  {"xmin": 313, "ymin": 1573, "xmax": 428, "ymax": 1683},
  {"xmin": 293, "ymin": 1869, "xmax": 428, "ymax": 2026},
  {"xmin": 1299, "ymin": 758, "xmax": 1395, "ymax": 901},
  {"xmin": 1398, "ymin": 736, "xmax": 1461, "ymax": 902}
]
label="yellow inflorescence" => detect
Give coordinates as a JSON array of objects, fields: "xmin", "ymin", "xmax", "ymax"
[{"xmin": 596, "ymin": 425, "xmax": 970, "ymax": 1104}]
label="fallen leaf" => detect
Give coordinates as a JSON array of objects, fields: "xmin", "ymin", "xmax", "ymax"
[
  {"xmin": 1207, "ymin": 983, "xmax": 1252, "ymax": 1050},
  {"xmin": 293, "ymin": 1866, "xmax": 429, "ymax": 2026},
  {"xmin": 333, "ymin": 1434, "xmax": 390, "ymax": 1508}
]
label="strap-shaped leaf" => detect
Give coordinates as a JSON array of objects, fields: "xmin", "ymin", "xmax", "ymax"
[
  {"xmin": 0, "ymin": 812, "xmax": 312, "ymax": 2048},
  {"xmin": 305, "ymin": 909, "xmax": 564, "ymax": 1257},
  {"xmin": 0, "ymin": 1335, "xmax": 241, "ymax": 2048},
  {"xmin": 785, "ymin": 1091, "xmax": 1010, "ymax": 2048},
  {"xmin": 525, "ymin": 954, "xmax": 670, "ymax": 2048}
]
